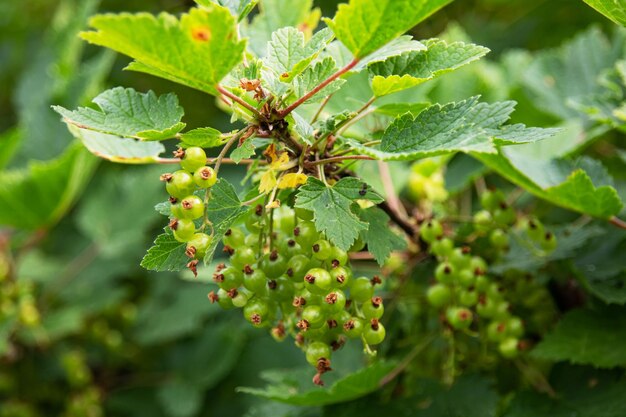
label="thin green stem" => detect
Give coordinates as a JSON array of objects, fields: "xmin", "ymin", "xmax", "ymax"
[
  {"xmin": 216, "ymin": 85, "xmax": 263, "ymax": 119},
  {"xmin": 310, "ymin": 94, "xmax": 333, "ymax": 124}
]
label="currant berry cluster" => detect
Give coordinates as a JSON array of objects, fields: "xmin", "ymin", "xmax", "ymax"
[
  {"xmin": 160, "ymin": 146, "xmax": 217, "ymax": 275},
  {"xmin": 421, "ymin": 219, "xmax": 525, "ymax": 359},
  {"xmin": 0, "ymin": 256, "xmax": 40, "ymax": 329},
  {"xmin": 207, "ymin": 207, "xmax": 385, "ymax": 385}
]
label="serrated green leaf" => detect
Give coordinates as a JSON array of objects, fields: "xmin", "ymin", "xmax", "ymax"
[
  {"xmin": 140, "ymin": 229, "xmax": 188, "ymax": 272},
  {"xmin": 197, "ymin": 0, "xmax": 258, "ymax": 21},
  {"xmin": 357, "ymin": 207, "xmax": 407, "ymax": 265},
  {"xmin": 583, "ymin": 0, "xmax": 626, "ymax": 26},
  {"xmin": 293, "ymin": 57, "xmax": 346, "ymax": 103},
  {"xmin": 368, "ymin": 39, "xmax": 489, "ymax": 96},
  {"xmin": 289, "ymin": 112, "xmax": 315, "ymax": 145},
  {"xmin": 294, "ymin": 177, "xmax": 383, "ymax": 250},
  {"xmin": 0, "ymin": 142, "xmax": 97, "ymax": 230},
  {"xmin": 476, "ymin": 152, "xmax": 624, "ymax": 219},
  {"xmin": 374, "ymin": 102, "xmax": 430, "ymax": 117},
  {"xmin": 265, "ymin": 27, "xmax": 334, "ymax": 82},
  {"xmin": 244, "ymin": 0, "xmax": 318, "ymax": 57},
  {"xmin": 179, "ymin": 127, "xmax": 226, "ymax": 148},
  {"xmin": 68, "ymin": 126, "xmax": 165, "ymax": 164},
  {"xmin": 324, "ymin": 0, "xmax": 453, "ymax": 59},
  {"xmin": 352, "ymin": 98, "xmax": 559, "ymax": 161},
  {"xmin": 237, "ymin": 361, "xmax": 395, "ymax": 406},
  {"xmin": 532, "ymin": 306, "xmax": 626, "ymax": 368},
  {"xmin": 313, "ymin": 111, "xmax": 357, "ymax": 138},
  {"xmin": 203, "ymin": 179, "xmax": 248, "ymax": 265},
  {"xmin": 230, "ymin": 137, "xmax": 256, "ymax": 163},
  {"xmin": 53, "ymin": 87, "xmax": 185, "ymax": 140},
  {"xmin": 81, "ymin": 6, "xmax": 246, "ymax": 95},
  {"xmin": 353, "ymin": 36, "xmax": 426, "ymax": 70}
]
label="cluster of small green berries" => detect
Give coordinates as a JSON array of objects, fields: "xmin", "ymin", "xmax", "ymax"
[
  {"xmin": 208, "ymin": 207, "xmax": 385, "ymax": 385},
  {"xmin": 421, "ymin": 219, "xmax": 524, "ymax": 359},
  {"xmin": 0, "ymin": 262, "xmax": 41, "ymax": 330},
  {"xmin": 160, "ymin": 147, "xmax": 217, "ymax": 275},
  {"xmin": 474, "ymin": 189, "xmax": 557, "ymax": 254}
]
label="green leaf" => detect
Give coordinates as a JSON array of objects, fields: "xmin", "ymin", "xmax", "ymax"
[
  {"xmin": 324, "ymin": 0, "xmax": 453, "ymax": 59},
  {"xmin": 476, "ymin": 152, "xmax": 624, "ymax": 219},
  {"xmin": 357, "ymin": 207, "xmax": 407, "ymax": 265},
  {"xmin": 0, "ymin": 142, "xmax": 97, "ymax": 230},
  {"xmin": 237, "ymin": 361, "xmax": 395, "ymax": 406},
  {"xmin": 582, "ymin": 0, "xmax": 626, "ymax": 25},
  {"xmin": 265, "ymin": 27, "xmax": 334, "ymax": 82},
  {"xmin": 352, "ymin": 97, "xmax": 559, "ymax": 161},
  {"xmin": 293, "ymin": 57, "xmax": 346, "ymax": 103},
  {"xmin": 53, "ymin": 87, "xmax": 185, "ymax": 140},
  {"xmin": 203, "ymin": 179, "xmax": 248, "ymax": 265},
  {"xmin": 230, "ymin": 137, "xmax": 256, "ymax": 163},
  {"xmin": 532, "ymin": 306, "xmax": 626, "ymax": 368},
  {"xmin": 81, "ymin": 6, "xmax": 246, "ymax": 95},
  {"xmin": 67, "ymin": 126, "xmax": 165, "ymax": 164},
  {"xmin": 179, "ymin": 127, "xmax": 226, "ymax": 148},
  {"xmin": 368, "ymin": 39, "xmax": 489, "ymax": 96},
  {"xmin": 197, "ymin": 0, "xmax": 259, "ymax": 21},
  {"xmin": 374, "ymin": 102, "xmax": 430, "ymax": 117},
  {"xmin": 294, "ymin": 177, "xmax": 383, "ymax": 250},
  {"xmin": 140, "ymin": 229, "xmax": 188, "ymax": 272}
]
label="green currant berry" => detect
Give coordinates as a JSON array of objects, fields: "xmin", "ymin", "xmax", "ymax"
[
  {"xmin": 180, "ymin": 147, "xmax": 207, "ymax": 172},
  {"xmin": 362, "ymin": 296, "xmax": 384, "ymax": 319},
  {"xmin": 304, "ymin": 268, "xmax": 332, "ymax": 294},
  {"xmin": 245, "ymin": 205, "xmax": 264, "ymax": 233},
  {"xmin": 457, "ymin": 268, "xmax": 476, "ymax": 287},
  {"xmin": 523, "ymin": 217, "xmax": 544, "ymax": 242},
  {"xmin": 350, "ymin": 277, "xmax": 374, "ymax": 303},
  {"xmin": 470, "ymin": 256, "xmax": 488, "ymax": 275},
  {"xmin": 349, "ymin": 236, "xmax": 366, "ymax": 252},
  {"xmin": 244, "ymin": 233, "xmax": 259, "ymax": 247},
  {"xmin": 164, "ymin": 170, "xmax": 195, "ymax": 199},
  {"xmin": 329, "ymin": 266, "xmax": 350, "ymax": 289},
  {"xmin": 305, "ymin": 341, "xmax": 331, "ymax": 367},
  {"xmin": 493, "ymin": 205, "xmax": 516, "ymax": 226},
  {"xmin": 329, "ymin": 247, "xmax": 348, "ymax": 267},
  {"xmin": 476, "ymin": 297, "xmax": 497, "ymax": 318},
  {"xmin": 431, "ymin": 237, "xmax": 454, "ymax": 258},
  {"xmin": 312, "ymin": 239, "xmax": 332, "ymax": 260},
  {"xmin": 231, "ymin": 247, "xmax": 257, "ymax": 269},
  {"xmin": 427, "ymin": 284, "xmax": 452, "ymax": 308},
  {"xmin": 261, "ymin": 250, "xmax": 287, "ymax": 278},
  {"xmin": 458, "ymin": 289, "xmax": 478, "ymax": 307},
  {"xmin": 498, "ymin": 337, "xmax": 519, "ymax": 358},
  {"xmin": 268, "ymin": 277, "xmax": 294, "ymax": 302},
  {"xmin": 223, "ymin": 227, "xmax": 245, "ymax": 248},
  {"xmin": 274, "ymin": 207, "xmax": 296, "ymax": 234},
  {"xmin": 215, "ymin": 266, "xmax": 242, "ymax": 290},
  {"xmin": 435, "ymin": 262, "xmax": 456, "ymax": 284},
  {"xmin": 540, "ymin": 231, "xmax": 557, "ymax": 252},
  {"xmin": 343, "ymin": 317, "xmax": 364, "ymax": 338},
  {"xmin": 323, "ymin": 290, "xmax": 347, "ymax": 314},
  {"xmin": 449, "ymin": 248, "xmax": 472, "ymax": 270},
  {"xmin": 489, "ymin": 229, "xmax": 509, "ymax": 250},
  {"xmin": 187, "ymin": 233, "xmax": 211, "ymax": 258},
  {"xmin": 363, "ymin": 319, "xmax": 386, "ymax": 345},
  {"xmin": 507, "ymin": 317, "xmax": 524, "ymax": 338},
  {"xmin": 302, "ymin": 305, "xmax": 326, "ymax": 329},
  {"xmin": 193, "ymin": 166, "xmax": 217, "ymax": 188},
  {"xmin": 420, "ymin": 220, "xmax": 443, "ymax": 243},
  {"xmin": 243, "ymin": 265, "xmax": 267, "ymax": 293},
  {"xmin": 215, "ymin": 288, "xmax": 234, "ymax": 310},
  {"xmin": 487, "ymin": 321, "xmax": 508, "ymax": 342},
  {"xmin": 170, "ymin": 218, "xmax": 195, "ymax": 242},
  {"xmin": 475, "ymin": 275, "xmax": 491, "ymax": 292},
  {"xmin": 294, "ymin": 221, "xmax": 318, "ymax": 248},
  {"xmin": 231, "ymin": 289, "xmax": 251, "ymax": 308},
  {"xmin": 283, "ymin": 239, "xmax": 302, "ymax": 259},
  {"xmin": 295, "ymin": 207, "xmax": 314, "ymax": 221},
  {"xmin": 286, "ymin": 255, "xmax": 310, "ymax": 283},
  {"xmin": 480, "ymin": 189, "xmax": 505, "ymax": 212},
  {"xmin": 243, "ymin": 298, "xmax": 271, "ymax": 327},
  {"xmin": 179, "ymin": 195, "xmax": 204, "ymax": 220},
  {"xmin": 446, "ymin": 307, "xmax": 473, "ymax": 330},
  {"xmin": 473, "ymin": 210, "xmax": 493, "ymax": 233}
]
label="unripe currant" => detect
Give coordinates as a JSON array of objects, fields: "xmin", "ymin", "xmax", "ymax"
[
  {"xmin": 294, "ymin": 221, "xmax": 318, "ymax": 248},
  {"xmin": 446, "ymin": 307, "xmax": 473, "ymax": 330},
  {"xmin": 193, "ymin": 166, "xmax": 217, "ymax": 188},
  {"xmin": 180, "ymin": 146, "xmax": 207, "ymax": 172},
  {"xmin": 323, "ymin": 290, "xmax": 347, "ymax": 314},
  {"xmin": 431, "ymin": 237, "xmax": 454, "ymax": 258},
  {"xmin": 343, "ymin": 317, "xmax": 364, "ymax": 338},
  {"xmin": 304, "ymin": 268, "xmax": 332, "ymax": 294},
  {"xmin": 329, "ymin": 266, "xmax": 350, "ymax": 289},
  {"xmin": 349, "ymin": 277, "xmax": 374, "ymax": 303},
  {"xmin": 305, "ymin": 341, "xmax": 331, "ymax": 367},
  {"xmin": 363, "ymin": 319, "xmax": 385, "ymax": 345},
  {"xmin": 186, "ymin": 233, "xmax": 211, "ymax": 259},
  {"xmin": 169, "ymin": 218, "xmax": 195, "ymax": 242},
  {"xmin": 362, "ymin": 296, "xmax": 384, "ymax": 319},
  {"xmin": 163, "ymin": 170, "xmax": 195, "ymax": 199},
  {"xmin": 179, "ymin": 195, "xmax": 205, "ymax": 220},
  {"xmin": 427, "ymin": 284, "xmax": 452, "ymax": 307},
  {"xmin": 311, "ymin": 239, "xmax": 332, "ymax": 260},
  {"xmin": 420, "ymin": 219, "xmax": 443, "ymax": 243}
]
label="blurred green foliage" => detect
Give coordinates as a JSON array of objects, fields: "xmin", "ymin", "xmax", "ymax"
[{"xmin": 0, "ymin": 0, "xmax": 625, "ymax": 416}]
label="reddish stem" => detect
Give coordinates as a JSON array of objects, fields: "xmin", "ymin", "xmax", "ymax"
[
  {"xmin": 216, "ymin": 85, "xmax": 262, "ymax": 118},
  {"xmin": 610, "ymin": 216, "xmax": 626, "ymax": 230}
]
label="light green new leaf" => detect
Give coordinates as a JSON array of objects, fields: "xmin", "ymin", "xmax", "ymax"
[
  {"xmin": 294, "ymin": 177, "xmax": 383, "ymax": 250},
  {"xmin": 141, "ymin": 229, "xmax": 188, "ymax": 272},
  {"xmin": 368, "ymin": 39, "xmax": 489, "ymax": 96},
  {"xmin": 476, "ymin": 152, "xmax": 623, "ymax": 219},
  {"xmin": 582, "ymin": 0, "xmax": 626, "ymax": 26},
  {"xmin": 196, "ymin": 0, "xmax": 258, "ymax": 21},
  {"xmin": 0, "ymin": 143, "xmax": 97, "ymax": 230},
  {"xmin": 230, "ymin": 137, "xmax": 256, "ymax": 163},
  {"xmin": 203, "ymin": 179, "xmax": 248, "ymax": 265},
  {"xmin": 53, "ymin": 87, "xmax": 185, "ymax": 140},
  {"xmin": 357, "ymin": 207, "xmax": 407, "ymax": 265},
  {"xmin": 68, "ymin": 126, "xmax": 165, "ymax": 164},
  {"xmin": 237, "ymin": 361, "xmax": 395, "ymax": 406},
  {"xmin": 532, "ymin": 306, "xmax": 626, "ymax": 368},
  {"xmin": 81, "ymin": 6, "xmax": 246, "ymax": 96},
  {"xmin": 265, "ymin": 27, "xmax": 334, "ymax": 82},
  {"xmin": 179, "ymin": 127, "xmax": 226, "ymax": 148},
  {"xmin": 353, "ymin": 97, "xmax": 558, "ymax": 161},
  {"xmin": 325, "ymin": 0, "xmax": 453, "ymax": 59},
  {"xmin": 293, "ymin": 57, "xmax": 346, "ymax": 103}
]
